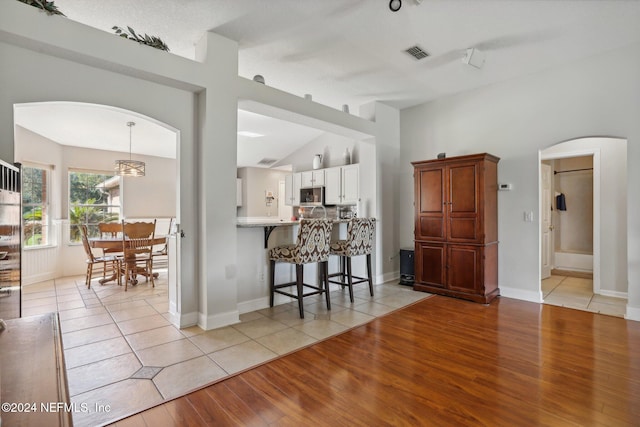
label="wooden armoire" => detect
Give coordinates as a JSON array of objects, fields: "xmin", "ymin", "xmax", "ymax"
[{"xmin": 412, "ymin": 153, "xmax": 499, "ymax": 303}]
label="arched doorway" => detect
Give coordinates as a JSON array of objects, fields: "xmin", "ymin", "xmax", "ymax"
[
  {"xmin": 539, "ymin": 137, "xmax": 627, "ymax": 316},
  {"xmin": 13, "ymin": 101, "xmax": 181, "ymax": 319}
]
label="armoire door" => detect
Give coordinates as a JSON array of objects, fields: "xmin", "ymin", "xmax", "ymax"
[
  {"xmin": 415, "ymin": 166, "xmax": 445, "ymax": 241},
  {"xmin": 447, "ymin": 161, "xmax": 480, "ymax": 243},
  {"xmin": 415, "ymin": 241, "xmax": 445, "ymax": 288},
  {"xmin": 447, "ymin": 245, "xmax": 481, "ymax": 293}
]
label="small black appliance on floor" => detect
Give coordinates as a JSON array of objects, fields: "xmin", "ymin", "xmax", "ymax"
[{"xmin": 399, "ymin": 248, "xmax": 414, "ymax": 286}]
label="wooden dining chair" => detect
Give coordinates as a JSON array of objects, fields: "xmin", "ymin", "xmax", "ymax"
[
  {"xmin": 79, "ymin": 225, "xmax": 121, "ymax": 289},
  {"xmin": 98, "ymin": 222, "xmax": 122, "ymax": 246},
  {"xmin": 98, "ymin": 222, "xmax": 123, "ymax": 280},
  {"xmin": 121, "ymin": 219, "xmax": 156, "ymax": 291}
]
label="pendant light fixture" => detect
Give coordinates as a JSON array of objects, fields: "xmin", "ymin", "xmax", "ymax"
[{"xmin": 115, "ymin": 121, "xmax": 145, "ymax": 177}]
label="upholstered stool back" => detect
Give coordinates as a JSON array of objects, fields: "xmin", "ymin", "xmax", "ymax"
[
  {"xmin": 328, "ymin": 218, "xmax": 376, "ymax": 304},
  {"xmin": 330, "ymin": 218, "xmax": 376, "ymax": 258},
  {"xmin": 269, "ymin": 218, "xmax": 334, "ymax": 319},
  {"xmin": 269, "ymin": 219, "xmax": 333, "ymax": 264}
]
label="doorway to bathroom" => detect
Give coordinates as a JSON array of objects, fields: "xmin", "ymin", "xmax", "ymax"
[{"xmin": 539, "ymin": 137, "xmax": 628, "ymax": 317}]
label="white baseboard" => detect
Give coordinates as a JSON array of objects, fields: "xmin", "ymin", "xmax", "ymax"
[
  {"xmin": 377, "ymin": 270, "xmax": 399, "ymax": 285},
  {"xmin": 598, "ymin": 289, "xmax": 628, "ymax": 299},
  {"xmin": 198, "ymin": 310, "xmax": 240, "ymax": 331},
  {"xmin": 237, "ymin": 297, "xmax": 269, "ymax": 314},
  {"xmin": 167, "ymin": 311, "xmax": 199, "ymax": 329},
  {"xmin": 625, "ymin": 305, "xmax": 640, "ymax": 322},
  {"xmin": 22, "ymin": 272, "xmax": 57, "ymax": 286},
  {"xmin": 500, "ymin": 285, "xmax": 543, "ymax": 303}
]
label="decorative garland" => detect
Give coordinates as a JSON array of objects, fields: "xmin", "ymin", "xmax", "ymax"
[
  {"xmin": 17, "ymin": 0, "xmax": 170, "ymax": 53},
  {"xmin": 112, "ymin": 26, "xmax": 170, "ymax": 52},
  {"xmin": 17, "ymin": 0, "xmax": 65, "ymax": 16}
]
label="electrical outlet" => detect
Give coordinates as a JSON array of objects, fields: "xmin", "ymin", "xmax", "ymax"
[{"xmin": 523, "ymin": 211, "xmax": 534, "ymax": 222}]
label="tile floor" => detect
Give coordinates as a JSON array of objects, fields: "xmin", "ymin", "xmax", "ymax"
[
  {"xmin": 21, "ymin": 272, "xmax": 430, "ymax": 427},
  {"xmin": 542, "ymin": 273, "xmax": 627, "ymax": 317}
]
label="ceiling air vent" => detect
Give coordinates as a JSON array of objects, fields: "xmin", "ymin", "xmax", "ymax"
[
  {"xmin": 404, "ymin": 45, "xmax": 429, "ymax": 60},
  {"xmin": 257, "ymin": 158, "xmax": 278, "ymax": 166}
]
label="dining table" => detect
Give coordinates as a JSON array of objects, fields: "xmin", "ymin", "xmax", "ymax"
[{"xmin": 89, "ymin": 235, "xmax": 167, "ymax": 285}]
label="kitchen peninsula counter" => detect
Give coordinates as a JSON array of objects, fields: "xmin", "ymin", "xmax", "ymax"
[
  {"xmin": 237, "ymin": 218, "xmax": 351, "ymax": 248},
  {"xmin": 235, "ymin": 217, "xmax": 375, "ymax": 311}
]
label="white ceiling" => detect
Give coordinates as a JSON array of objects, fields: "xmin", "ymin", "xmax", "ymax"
[
  {"xmin": 14, "ymin": 102, "xmax": 177, "ymax": 158},
  {"xmin": 14, "ymin": 0, "xmax": 640, "ymax": 165},
  {"xmin": 13, "ymin": 103, "xmax": 323, "ymax": 167}
]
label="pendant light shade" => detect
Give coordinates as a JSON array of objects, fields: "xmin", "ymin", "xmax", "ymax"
[{"xmin": 115, "ymin": 121, "xmax": 145, "ymax": 177}]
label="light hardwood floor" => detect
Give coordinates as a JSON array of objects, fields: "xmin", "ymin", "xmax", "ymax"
[{"xmin": 111, "ymin": 295, "xmax": 640, "ymax": 426}]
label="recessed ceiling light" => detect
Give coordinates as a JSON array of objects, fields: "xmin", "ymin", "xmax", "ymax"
[{"xmin": 237, "ymin": 131, "xmax": 264, "ymax": 138}]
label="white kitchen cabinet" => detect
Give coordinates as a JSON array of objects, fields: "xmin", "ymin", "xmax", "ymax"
[
  {"xmin": 301, "ymin": 170, "xmax": 325, "ymax": 187},
  {"xmin": 341, "ymin": 164, "xmax": 359, "ymax": 204},
  {"xmin": 324, "ymin": 167, "xmax": 341, "ymax": 205},
  {"xmin": 284, "ymin": 173, "xmax": 302, "ymax": 206},
  {"xmin": 325, "ymin": 164, "xmax": 359, "ymax": 205}
]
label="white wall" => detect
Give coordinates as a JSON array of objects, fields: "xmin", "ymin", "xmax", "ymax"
[
  {"xmin": 399, "ymin": 43, "xmax": 640, "ymax": 318},
  {"xmin": 278, "ymin": 132, "xmax": 357, "ymax": 172},
  {"xmin": 236, "ymin": 167, "xmax": 289, "ymax": 218}
]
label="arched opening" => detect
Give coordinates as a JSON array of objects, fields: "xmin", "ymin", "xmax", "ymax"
[
  {"xmin": 539, "ymin": 137, "xmax": 627, "ymax": 316},
  {"xmin": 14, "ymin": 101, "xmax": 180, "ymax": 317}
]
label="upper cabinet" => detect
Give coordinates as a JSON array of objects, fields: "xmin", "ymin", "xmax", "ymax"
[
  {"xmin": 285, "ymin": 164, "xmax": 359, "ymax": 206},
  {"xmin": 284, "ymin": 173, "xmax": 301, "ymax": 206},
  {"xmin": 301, "ymin": 170, "xmax": 325, "ymax": 188},
  {"xmin": 414, "ymin": 155, "xmax": 497, "ymax": 244},
  {"xmin": 325, "ymin": 164, "xmax": 359, "ymax": 205}
]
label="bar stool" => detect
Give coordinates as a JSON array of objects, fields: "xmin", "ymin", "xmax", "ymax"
[
  {"xmin": 269, "ymin": 219, "xmax": 333, "ymax": 318},
  {"xmin": 328, "ymin": 218, "xmax": 376, "ymax": 303}
]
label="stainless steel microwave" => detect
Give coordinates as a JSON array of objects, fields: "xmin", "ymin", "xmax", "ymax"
[{"xmin": 300, "ymin": 186, "xmax": 324, "ymax": 206}]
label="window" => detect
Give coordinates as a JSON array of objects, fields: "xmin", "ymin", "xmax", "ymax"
[
  {"xmin": 69, "ymin": 170, "xmax": 121, "ymax": 242},
  {"xmin": 22, "ymin": 165, "xmax": 51, "ymax": 247}
]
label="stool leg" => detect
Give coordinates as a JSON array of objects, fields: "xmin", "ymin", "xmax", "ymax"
[
  {"xmin": 323, "ymin": 261, "xmax": 331, "ymax": 311},
  {"xmin": 340, "ymin": 256, "xmax": 347, "ymax": 288},
  {"xmin": 367, "ymin": 253, "xmax": 374, "ymax": 297},
  {"xmin": 269, "ymin": 259, "xmax": 275, "ymax": 307},
  {"xmin": 296, "ymin": 264, "xmax": 305, "ymax": 319},
  {"xmin": 346, "ymin": 256, "xmax": 354, "ymax": 303}
]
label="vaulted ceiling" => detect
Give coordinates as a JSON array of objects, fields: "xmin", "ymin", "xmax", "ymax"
[{"xmin": 14, "ymin": 1, "xmax": 640, "ymax": 166}]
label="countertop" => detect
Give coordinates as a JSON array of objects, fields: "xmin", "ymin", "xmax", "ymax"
[
  {"xmin": 237, "ymin": 218, "xmax": 352, "ymax": 228},
  {"xmin": 0, "ymin": 313, "xmax": 72, "ymax": 427}
]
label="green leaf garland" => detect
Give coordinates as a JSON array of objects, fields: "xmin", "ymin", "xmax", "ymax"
[
  {"xmin": 17, "ymin": 0, "xmax": 66, "ymax": 16},
  {"xmin": 112, "ymin": 26, "xmax": 170, "ymax": 52}
]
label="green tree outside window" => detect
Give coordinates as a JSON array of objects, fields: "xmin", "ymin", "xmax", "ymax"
[
  {"xmin": 22, "ymin": 166, "xmax": 49, "ymax": 247},
  {"xmin": 69, "ymin": 171, "xmax": 120, "ymax": 242}
]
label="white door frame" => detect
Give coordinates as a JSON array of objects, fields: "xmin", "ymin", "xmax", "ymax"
[
  {"xmin": 540, "ymin": 162, "xmax": 552, "ymax": 280},
  {"xmin": 539, "ymin": 148, "xmax": 600, "ymax": 295}
]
